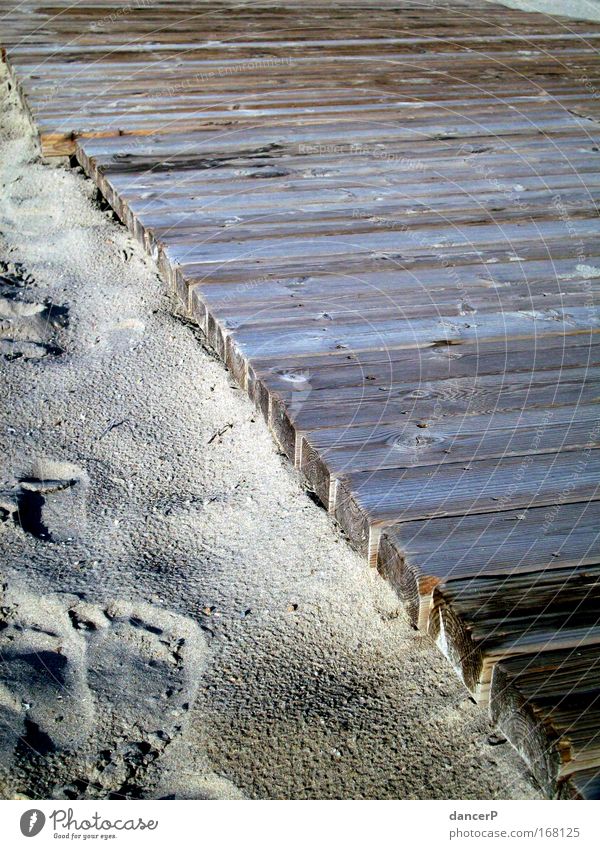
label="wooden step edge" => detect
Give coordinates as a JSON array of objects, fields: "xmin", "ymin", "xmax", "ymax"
[
  {"xmin": 490, "ymin": 656, "xmax": 600, "ymax": 797},
  {"xmin": 428, "ymin": 580, "xmax": 600, "ymax": 706},
  {"xmin": 43, "ymin": 124, "xmax": 164, "ymax": 158},
  {"xmin": 295, "ymin": 436, "xmax": 386, "ymax": 565},
  {"xmin": 558, "ymin": 751, "xmax": 600, "ymax": 780},
  {"xmin": 41, "ymin": 132, "xmax": 76, "ymax": 158},
  {"xmin": 490, "ymin": 659, "xmax": 565, "ymax": 797},
  {"xmin": 558, "ymin": 766, "xmax": 600, "ymax": 799},
  {"xmin": 299, "ymin": 436, "xmax": 332, "ymax": 506},
  {"xmin": 376, "ymin": 531, "xmax": 438, "ymax": 629}
]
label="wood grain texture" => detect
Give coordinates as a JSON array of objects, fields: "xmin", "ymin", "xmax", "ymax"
[{"xmin": 491, "ymin": 646, "xmax": 600, "ymax": 796}]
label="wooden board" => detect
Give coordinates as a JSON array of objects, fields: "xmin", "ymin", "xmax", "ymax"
[
  {"xmin": 2, "ymin": 0, "xmax": 600, "ymax": 797},
  {"xmin": 379, "ymin": 500, "xmax": 600, "ymax": 625},
  {"xmin": 491, "ymin": 645, "xmax": 600, "ymax": 796}
]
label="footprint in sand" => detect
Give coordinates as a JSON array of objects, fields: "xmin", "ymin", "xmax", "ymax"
[
  {"xmin": 71, "ymin": 598, "xmax": 208, "ymax": 799},
  {"xmin": 0, "ymin": 260, "xmax": 68, "ymax": 362},
  {"xmin": 0, "ymin": 585, "xmax": 208, "ymax": 799},
  {"xmin": 0, "ymin": 587, "xmax": 94, "ymax": 766},
  {"xmin": 1, "ymin": 460, "xmax": 88, "ymax": 543}
]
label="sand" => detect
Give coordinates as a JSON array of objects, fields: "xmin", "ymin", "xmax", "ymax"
[
  {"xmin": 490, "ymin": 0, "xmax": 600, "ymax": 23},
  {"xmin": 0, "ymin": 63, "xmax": 541, "ymax": 800}
]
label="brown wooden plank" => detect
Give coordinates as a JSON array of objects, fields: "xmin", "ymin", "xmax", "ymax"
[
  {"xmin": 429, "ymin": 566, "xmax": 600, "ymax": 703},
  {"xmin": 378, "ymin": 501, "xmax": 600, "ymax": 626},
  {"xmin": 491, "ymin": 646, "xmax": 600, "ymax": 796}
]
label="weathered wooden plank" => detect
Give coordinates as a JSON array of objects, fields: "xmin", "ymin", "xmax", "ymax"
[
  {"xmin": 302, "ymin": 406, "xmax": 599, "ymax": 506},
  {"xmin": 378, "ymin": 501, "xmax": 600, "ymax": 626},
  {"xmin": 429, "ymin": 566, "xmax": 600, "ymax": 703},
  {"xmin": 490, "ymin": 646, "xmax": 600, "ymax": 796},
  {"xmin": 266, "ymin": 367, "xmax": 600, "ymax": 451},
  {"xmin": 334, "ymin": 447, "xmax": 600, "ymax": 564},
  {"xmin": 251, "ymin": 333, "xmax": 600, "ymax": 401}
]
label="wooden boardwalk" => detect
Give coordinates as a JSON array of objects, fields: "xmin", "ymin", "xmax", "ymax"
[{"xmin": 2, "ymin": 0, "xmax": 599, "ymax": 798}]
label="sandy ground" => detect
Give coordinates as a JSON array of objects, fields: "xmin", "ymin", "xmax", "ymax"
[
  {"xmin": 491, "ymin": 0, "xmax": 600, "ymax": 22},
  {"xmin": 0, "ymin": 63, "xmax": 541, "ymax": 800}
]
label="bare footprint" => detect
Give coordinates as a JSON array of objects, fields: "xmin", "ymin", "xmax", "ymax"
[
  {"xmin": 0, "ymin": 260, "xmax": 68, "ymax": 361},
  {"xmin": 0, "ymin": 586, "xmax": 94, "ymax": 768},
  {"xmin": 3, "ymin": 460, "xmax": 88, "ymax": 543},
  {"xmin": 85, "ymin": 598, "xmax": 206, "ymax": 739},
  {"xmin": 0, "ymin": 586, "xmax": 208, "ymax": 799},
  {"xmin": 63, "ymin": 598, "xmax": 208, "ymax": 799}
]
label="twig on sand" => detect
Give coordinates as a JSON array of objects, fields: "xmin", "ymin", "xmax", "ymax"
[{"xmin": 207, "ymin": 422, "xmax": 233, "ymax": 444}]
